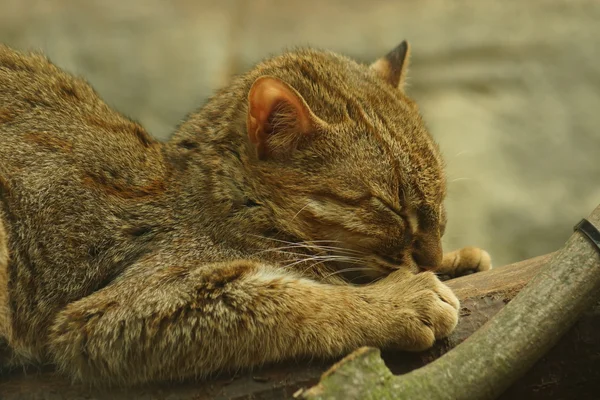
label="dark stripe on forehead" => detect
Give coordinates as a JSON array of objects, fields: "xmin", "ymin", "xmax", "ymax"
[
  {"xmin": 361, "ymin": 91, "xmax": 444, "ymax": 207},
  {"xmin": 345, "ymin": 97, "xmax": 404, "ymax": 198}
]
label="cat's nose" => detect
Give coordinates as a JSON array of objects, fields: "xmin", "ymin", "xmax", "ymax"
[
  {"xmin": 412, "ymin": 238, "xmax": 442, "ymax": 269},
  {"xmin": 413, "ymin": 251, "xmax": 442, "ymax": 270}
]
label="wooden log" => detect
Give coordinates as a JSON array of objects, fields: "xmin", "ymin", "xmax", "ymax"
[{"xmin": 2, "ymin": 252, "xmax": 598, "ymax": 399}]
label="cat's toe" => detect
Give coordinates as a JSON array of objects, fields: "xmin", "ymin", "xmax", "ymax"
[
  {"xmin": 477, "ymin": 249, "xmax": 492, "ymax": 272},
  {"xmin": 390, "ymin": 272, "xmax": 459, "ymax": 350},
  {"xmin": 438, "ymin": 247, "xmax": 492, "ymax": 278}
]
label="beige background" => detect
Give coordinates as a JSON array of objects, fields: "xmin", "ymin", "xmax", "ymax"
[{"xmin": 1, "ymin": 0, "xmax": 598, "ymax": 266}]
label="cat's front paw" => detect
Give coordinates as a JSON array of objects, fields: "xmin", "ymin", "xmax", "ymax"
[
  {"xmin": 380, "ymin": 271, "xmax": 459, "ymax": 351},
  {"xmin": 437, "ymin": 246, "xmax": 492, "ymax": 279}
]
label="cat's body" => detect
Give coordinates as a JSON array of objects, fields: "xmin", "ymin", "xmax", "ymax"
[{"xmin": 0, "ymin": 42, "xmax": 490, "ymax": 385}]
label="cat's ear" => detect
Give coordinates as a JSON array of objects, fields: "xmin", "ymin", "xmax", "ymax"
[
  {"xmin": 247, "ymin": 76, "xmax": 323, "ymax": 159},
  {"xmin": 370, "ymin": 41, "xmax": 411, "ymax": 90}
]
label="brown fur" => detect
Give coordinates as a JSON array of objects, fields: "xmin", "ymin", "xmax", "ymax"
[{"xmin": 0, "ymin": 42, "xmax": 490, "ymax": 385}]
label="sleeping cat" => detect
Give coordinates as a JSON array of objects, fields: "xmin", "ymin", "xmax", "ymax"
[{"xmin": 0, "ymin": 41, "xmax": 491, "ymax": 385}]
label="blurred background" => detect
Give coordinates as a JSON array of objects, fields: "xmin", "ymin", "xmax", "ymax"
[{"xmin": 1, "ymin": 0, "xmax": 598, "ymax": 266}]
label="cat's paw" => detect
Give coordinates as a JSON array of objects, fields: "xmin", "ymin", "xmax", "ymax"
[
  {"xmin": 379, "ymin": 271, "xmax": 459, "ymax": 351},
  {"xmin": 437, "ymin": 247, "xmax": 492, "ymax": 279}
]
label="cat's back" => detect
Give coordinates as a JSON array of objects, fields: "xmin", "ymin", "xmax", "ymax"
[
  {"xmin": 0, "ymin": 45, "xmax": 170, "ymax": 231},
  {"xmin": 0, "ymin": 45, "xmax": 165, "ymax": 183}
]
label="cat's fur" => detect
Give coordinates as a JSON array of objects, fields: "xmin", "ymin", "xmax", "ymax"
[{"xmin": 0, "ymin": 41, "xmax": 491, "ymax": 385}]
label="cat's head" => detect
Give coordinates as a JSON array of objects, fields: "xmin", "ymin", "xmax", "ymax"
[{"xmin": 245, "ymin": 42, "xmax": 446, "ymax": 278}]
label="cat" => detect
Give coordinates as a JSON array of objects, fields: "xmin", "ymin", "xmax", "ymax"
[{"xmin": 0, "ymin": 41, "xmax": 491, "ymax": 385}]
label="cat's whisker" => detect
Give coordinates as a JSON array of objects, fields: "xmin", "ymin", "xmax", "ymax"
[
  {"xmin": 291, "ymin": 202, "xmax": 313, "ymax": 222},
  {"xmin": 453, "ymin": 150, "xmax": 471, "ymax": 157},
  {"xmin": 248, "ymin": 234, "xmax": 348, "ymax": 247},
  {"xmin": 249, "ymin": 236, "xmax": 325, "ymax": 254},
  {"xmin": 253, "ymin": 246, "xmax": 365, "ymax": 267},
  {"xmin": 299, "ymin": 260, "xmax": 328, "ymax": 275},
  {"xmin": 449, "ymin": 177, "xmax": 472, "ymax": 183},
  {"xmin": 302, "ymin": 244, "xmax": 364, "ymax": 256},
  {"xmin": 349, "ymin": 274, "xmax": 378, "ymax": 284},
  {"xmin": 279, "ymin": 255, "xmax": 346, "ymax": 269},
  {"xmin": 280, "ymin": 254, "xmax": 365, "ymax": 272},
  {"xmin": 251, "ymin": 247, "xmax": 309, "ymax": 257},
  {"xmin": 254, "ymin": 244, "xmax": 362, "ymax": 258},
  {"xmin": 288, "ymin": 240, "xmax": 366, "ymax": 256},
  {"xmin": 247, "ymin": 234, "xmax": 366, "ymax": 258},
  {"xmin": 299, "ymin": 258, "xmax": 364, "ymax": 278},
  {"xmin": 256, "ymin": 250, "xmax": 314, "ymax": 261},
  {"xmin": 369, "ymin": 275, "xmax": 387, "ymax": 284},
  {"xmin": 323, "ymin": 267, "xmax": 375, "ymax": 279}
]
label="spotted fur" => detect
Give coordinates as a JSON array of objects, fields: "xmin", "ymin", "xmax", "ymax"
[{"xmin": 0, "ymin": 42, "xmax": 490, "ymax": 385}]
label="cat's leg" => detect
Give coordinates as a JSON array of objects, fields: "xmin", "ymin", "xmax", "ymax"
[
  {"xmin": 48, "ymin": 259, "xmax": 458, "ymax": 385},
  {"xmin": 436, "ymin": 247, "xmax": 492, "ymax": 278}
]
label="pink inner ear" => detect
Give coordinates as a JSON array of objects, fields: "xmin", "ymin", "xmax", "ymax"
[{"xmin": 248, "ymin": 77, "xmax": 312, "ymax": 135}]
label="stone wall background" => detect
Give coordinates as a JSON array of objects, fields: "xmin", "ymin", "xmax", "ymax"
[{"xmin": 1, "ymin": 0, "xmax": 598, "ymax": 266}]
